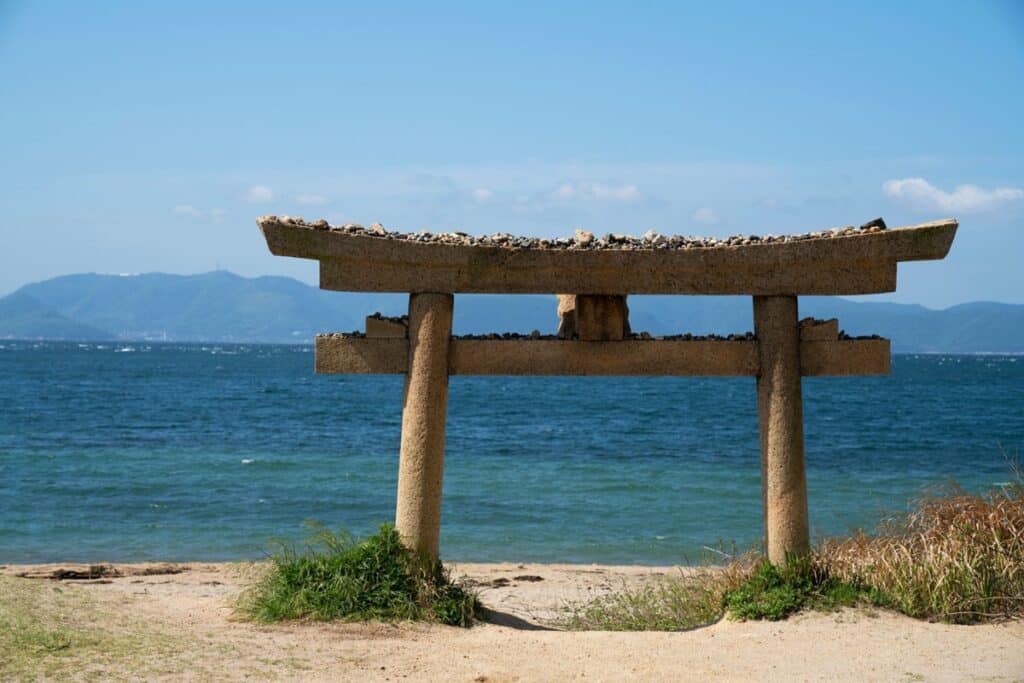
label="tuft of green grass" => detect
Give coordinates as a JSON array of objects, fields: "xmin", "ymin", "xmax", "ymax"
[
  {"xmin": 240, "ymin": 522, "xmax": 481, "ymax": 627},
  {"xmin": 722, "ymin": 560, "xmax": 806, "ymax": 620},
  {"xmin": 722, "ymin": 557, "xmax": 885, "ymax": 621}
]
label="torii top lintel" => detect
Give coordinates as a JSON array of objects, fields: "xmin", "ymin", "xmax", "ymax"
[{"xmin": 258, "ymin": 217, "xmax": 957, "ymax": 296}]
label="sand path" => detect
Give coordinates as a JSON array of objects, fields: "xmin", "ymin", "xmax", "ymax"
[{"xmin": 3, "ymin": 562, "xmax": 1022, "ymax": 682}]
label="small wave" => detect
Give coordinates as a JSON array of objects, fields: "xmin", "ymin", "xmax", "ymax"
[{"xmin": 241, "ymin": 458, "xmax": 254, "ymax": 464}]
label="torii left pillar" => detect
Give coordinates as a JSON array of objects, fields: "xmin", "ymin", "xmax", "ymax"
[{"xmin": 394, "ymin": 292, "xmax": 454, "ymax": 563}]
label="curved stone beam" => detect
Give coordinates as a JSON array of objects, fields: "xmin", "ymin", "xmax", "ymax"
[{"xmin": 259, "ymin": 218, "xmax": 957, "ymax": 296}]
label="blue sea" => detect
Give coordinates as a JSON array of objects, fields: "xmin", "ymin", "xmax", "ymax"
[{"xmin": 1, "ymin": 342, "xmax": 1021, "ymax": 565}]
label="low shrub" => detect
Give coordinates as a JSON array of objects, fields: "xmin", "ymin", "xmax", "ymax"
[{"xmin": 241, "ymin": 523, "xmax": 480, "ymax": 627}]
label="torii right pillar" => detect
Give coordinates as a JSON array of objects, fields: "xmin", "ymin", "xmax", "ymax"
[{"xmin": 754, "ymin": 295, "xmax": 810, "ymax": 565}]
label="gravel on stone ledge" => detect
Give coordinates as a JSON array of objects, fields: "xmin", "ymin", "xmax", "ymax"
[
  {"xmin": 262, "ymin": 216, "xmax": 889, "ymax": 251},
  {"xmin": 317, "ymin": 331, "xmax": 884, "ymax": 341},
  {"xmin": 367, "ymin": 312, "xmax": 409, "ymax": 324}
]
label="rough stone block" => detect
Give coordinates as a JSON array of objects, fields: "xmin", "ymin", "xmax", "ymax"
[
  {"xmin": 799, "ymin": 318, "xmax": 839, "ymax": 341},
  {"xmin": 366, "ymin": 314, "xmax": 408, "ymax": 338},
  {"xmin": 556, "ymin": 294, "xmax": 630, "ymax": 340}
]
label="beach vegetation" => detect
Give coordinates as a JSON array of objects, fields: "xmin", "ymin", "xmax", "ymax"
[
  {"xmin": 722, "ymin": 557, "xmax": 884, "ymax": 621},
  {"xmin": 814, "ymin": 470, "xmax": 1024, "ymax": 624},
  {"xmin": 240, "ymin": 522, "xmax": 481, "ymax": 627},
  {"xmin": 560, "ymin": 563, "xmax": 743, "ymax": 631},
  {"xmin": 563, "ymin": 466, "xmax": 1023, "ymax": 629}
]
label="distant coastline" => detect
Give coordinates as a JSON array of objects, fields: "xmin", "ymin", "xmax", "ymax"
[
  {"xmin": 3, "ymin": 339, "xmax": 1024, "ymax": 357},
  {"xmin": 2, "ymin": 270, "xmax": 1022, "ymax": 353}
]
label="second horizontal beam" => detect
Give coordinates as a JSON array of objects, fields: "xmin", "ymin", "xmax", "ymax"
[{"xmin": 315, "ymin": 336, "xmax": 890, "ymax": 377}]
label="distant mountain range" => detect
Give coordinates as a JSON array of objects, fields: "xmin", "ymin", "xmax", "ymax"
[{"xmin": 1, "ymin": 271, "xmax": 1021, "ymax": 353}]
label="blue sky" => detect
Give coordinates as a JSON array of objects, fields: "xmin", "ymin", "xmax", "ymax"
[{"xmin": 1, "ymin": 1, "xmax": 1022, "ymax": 307}]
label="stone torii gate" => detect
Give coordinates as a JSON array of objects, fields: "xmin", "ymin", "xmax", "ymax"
[{"xmin": 259, "ymin": 216, "xmax": 957, "ymax": 565}]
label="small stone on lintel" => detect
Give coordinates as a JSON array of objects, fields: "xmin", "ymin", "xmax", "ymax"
[
  {"xmin": 799, "ymin": 317, "xmax": 839, "ymax": 341},
  {"xmin": 366, "ymin": 313, "xmax": 409, "ymax": 338}
]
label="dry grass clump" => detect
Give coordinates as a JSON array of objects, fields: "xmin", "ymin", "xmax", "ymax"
[
  {"xmin": 564, "ymin": 465, "xmax": 1023, "ymax": 630},
  {"xmin": 561, "ymin": 561, "xmax": 753, "ymax": 631},
  {"xmin": 816, "ymin": 477, "xmax": 1024, "ymax": 624}
]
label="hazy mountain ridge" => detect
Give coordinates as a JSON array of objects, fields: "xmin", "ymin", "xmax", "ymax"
[
  {"xmin": 1, "ymin": 272, "xmax": 1021, "ymax": 352},
  {"xmin": 0, "ymin": 290, "xmax": 112, "ymax": 340}
]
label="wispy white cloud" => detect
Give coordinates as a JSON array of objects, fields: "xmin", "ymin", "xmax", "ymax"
[
  {"xmin": 471, "ymin": 187, "xmax": 494, "ymax": 203},
  {"xmin": 295, "ymin": 193, "xmax": 327, "ymax": 206},
  {"xmin": 172, "ymin": 204, "xmax": 202, "ymax": 217},
  {"xmin": 244, "ymin": 185, "xmax": 275, "ymax": 202},
  {"xmin": 172, "ymin": 205, "xmax": 226, "ymax": 222},
  {"xmin": 692, "ymin": 207, "xmax": 720, "ymax": 225},
  {"xmin": 550, "ymin": 182, "xmax": 640, "ymax": 202},
  {"xmin": 883, "ymin": 177, "xmax": 1023, "ymax": 213}
]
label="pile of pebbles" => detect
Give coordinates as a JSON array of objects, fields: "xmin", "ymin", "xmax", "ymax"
[
  {"xmin": 320, "ymin": 331, "xmax": 369, "ymax": 339},
  {"xmin": 319, "ymin": 331, "xmax": 759, "ymax": 341},
  {"xmin": 367, "ymin": 312, "xmax": 409, "ymax": 324},
  {"xmin": 321, "ymin": 330, "xmax": 882, "ymax": 341},
  {"xmin": 263, "ymin": 216, "xmax": 888, "ymax": 251},
  {"xmin": 839, "ymin": 332, "xmax": 884, "ymax": 340},
  {"xmin": 649, "ymin": 332, "xmax": 755, "ymax": 341},
  {"xmin": 456, "ymin": 331, "xmax": 559, "ymax": 340},
  {"xmin": 454, "ymin": 332, "xmax": 757, "ymax": 341}
]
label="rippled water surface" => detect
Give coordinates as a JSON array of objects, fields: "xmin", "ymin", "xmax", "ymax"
[{"xmin": 1, "ymin": 342, "xmax": 1021, "ymax": 564}]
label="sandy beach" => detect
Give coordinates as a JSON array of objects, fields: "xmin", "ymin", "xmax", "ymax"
[{"xmin": 2, "ymin": 561, "xmax": 1021, "ymax": 682}]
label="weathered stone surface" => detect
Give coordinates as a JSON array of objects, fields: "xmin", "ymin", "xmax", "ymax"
[
  {"xmin": 394, "ymin": 293, "xmax": 453, "ymax": 562},
  {"xmin": 754, "ymin": 296, "xmax": 810, "ymax": 563},
  {"xmin": 556, "ymin": 294, "xmax": 576, "ymax": 339},
  {"xmin": 450, "ymin": 339, "xmax": 756, "ymax": 376},
  {"xmin": 574, "ymin": 295, "xmax": 630, "ymax": 341},
  {"xmin": 555, "ymin": 294, "xmax": 631, "ymax": 340},
  {"xmin": 799, "ymin": 317, "xmax": 839, "ymax": 341},
  {"xmin": 366, "ymin": 314, "xmax": 408, "ymax": 338},
  {"xmin": 314, "ymin": 335, "xmax": 889, "ymax": 377},
  {"xmin": 315, "ymin": 336, "xmax": 408, "ymax": 373},
  {"xmin": 800, "ymin": 338, "xmax": 890, "ymax": 376},
  {"xmin": 258, "ymin": 218, "xmax": 958, "ymax": 295}
]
